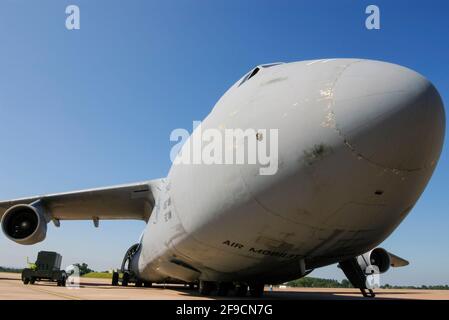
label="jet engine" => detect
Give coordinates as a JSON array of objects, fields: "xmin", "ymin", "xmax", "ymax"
[
  {"xmin": 357, "ymin": 247, "xmax": 391, "ymax": 274},
  {"xmin": 339, "ymin": 247, "xmax": 408, "ymax": 297},
  {"xmin": 1, "ymin": 202, "xmax": 48, "ymax": 245}
]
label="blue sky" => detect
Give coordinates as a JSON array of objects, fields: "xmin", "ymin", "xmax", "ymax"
[{"xmin": 0, "ymin": 0, "xmax": 448, "ymax": 285}]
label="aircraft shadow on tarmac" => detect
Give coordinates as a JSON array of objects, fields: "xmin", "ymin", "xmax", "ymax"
[
  {"xmin": 76, "ymin": 282, "xmax": 423, "ymax": 300},
  {"xmin": 2, "ymin": 276, "xmax": 427, "ymax": 300}
]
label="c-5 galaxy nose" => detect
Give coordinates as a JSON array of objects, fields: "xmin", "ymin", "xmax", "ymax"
[{"xmin": 332, "ymin": 60, "xmax": 445, "ymax": 171}]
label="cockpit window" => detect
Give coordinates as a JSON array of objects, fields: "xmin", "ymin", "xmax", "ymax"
[
  {"xmin": 238, "ymin": 67, "xmax": 260, "ymax": 87},
  {"xmin": 238, "ymin": 62, "xmax": 284, "ymax": 87},
  {"xmin": 261, "ymin": 63, "xmax": 283, "ymax": 68},
  {"xmin": 247, "ymin": 67, "xmax": 260, "ymax": 79}
]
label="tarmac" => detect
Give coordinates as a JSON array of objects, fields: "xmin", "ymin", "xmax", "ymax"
[{"xmin": 1, "ymin": 272, "xmax": 448, "ymax": 300}]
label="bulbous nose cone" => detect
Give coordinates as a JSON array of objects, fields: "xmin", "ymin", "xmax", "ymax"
[{"xmin": 333, "ymin": 60, "xmax": 445, "ymax": 171}]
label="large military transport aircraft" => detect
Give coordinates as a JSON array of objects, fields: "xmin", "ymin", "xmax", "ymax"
[{"xmin": 0, "ymin": 59, "xmax": 445, "ymax": 297}]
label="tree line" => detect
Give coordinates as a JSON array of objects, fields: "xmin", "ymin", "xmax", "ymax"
[{"xmin": 286, "ymin": 276, "xmax": 449, "ymax": 290}]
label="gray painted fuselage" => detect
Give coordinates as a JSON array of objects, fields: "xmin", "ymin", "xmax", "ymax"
[{"xmin": 133, "ymin": 59, "xmax": 445, "ymax": 284}]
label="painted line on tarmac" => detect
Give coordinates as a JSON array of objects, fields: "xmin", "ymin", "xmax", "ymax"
[
  {"xmin": 25, "ymin": 285, "xmax": 84, "ymax": 300},
  {"xmin": 2, "ymin": 277, "xmax": 84, "ymax": 300}
]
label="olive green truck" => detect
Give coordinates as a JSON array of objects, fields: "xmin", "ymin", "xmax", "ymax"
[{"xmin": 21, "ymin": 251, "xmax": 67, "ymax": 286}]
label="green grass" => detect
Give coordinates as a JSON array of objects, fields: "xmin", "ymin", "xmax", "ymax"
[{"xmin": 82, "ymin": 272, "xmax": 116, "ymax": 279}]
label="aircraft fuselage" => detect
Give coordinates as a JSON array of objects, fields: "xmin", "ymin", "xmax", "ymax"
[{"xmin": 133, "ymin": 59, "xmax": 445, "ymax": 284}]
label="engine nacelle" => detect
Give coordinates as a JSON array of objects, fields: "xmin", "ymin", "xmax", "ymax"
[
  {"xmin": 1, "ymin": 202, "xmax": 48, "ymax": 245},
  {"xmin": 357, "ymin": 247, "xmax": 391, "ymax": 274}
]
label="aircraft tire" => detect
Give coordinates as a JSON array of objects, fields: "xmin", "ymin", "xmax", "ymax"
[
  {"xmin": 217, "ymin": 282, "xmax": 232, "ymax": 296},
  {"xmin": 235, "ymin": 283, "xmax": 248, "ymax": 297},
  {"xmin": 122, "ymin": 272, "xmax": 129, "ymax": 286},
  {"xmin": 249, "ymin": 283, "xmax": 264, "ymax": 298},
  {"xmin": 60, "ymin": 276, "xmax": 67, "ymax": 287},
  {"xmin": 112, "ymin": 272, "xmax": 119, "ymax": 286},
  {"xmin": 199, "ymin": 281, "xmax": 216, "ymax": 296}
]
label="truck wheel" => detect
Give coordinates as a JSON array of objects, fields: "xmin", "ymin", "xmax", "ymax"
[
  {"xmin": 29, "ymin": 278, "xmax": 35, "ymax": 285},
  {"xmin": 57, "ymin": 276, "xmax": 66, "ymax": 287},
  {"xmin": 143, "ymin": 282, "xmax": 152, "ymax": 288},
  {"xmin": 23, "ymin": 278, "xmax": 29, "ymax": 285},
  {"xmin": 112, "ymin": 272, "xmax": 119, "ymax": 286},
  {"xmin": 135, "ymin": 280, "xmax": 143, "ymax": 287}
]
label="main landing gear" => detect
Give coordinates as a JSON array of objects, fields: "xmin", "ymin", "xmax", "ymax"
[
  {"xmin": 111, "ymin": 243, "xmax": 152, "ymax": 288},
  {"xmin": 198, "ymin": 281, "xmax": 265, "ymax": 298},
  {"xmin": 111, "ymin": 270, "xmax": 152, "ymax": 288},
  {"xmin": 338, "ymin": 258, "xmax": 376, "ymax": 298}
]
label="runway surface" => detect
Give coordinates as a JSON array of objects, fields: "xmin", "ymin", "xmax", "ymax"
[{"xmin": 1, "ymin": 272, "xmax": 448, "ymax": 300}]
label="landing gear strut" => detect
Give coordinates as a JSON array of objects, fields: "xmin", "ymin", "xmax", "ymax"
[{"xmin": 339, "ymin": 258, "xmax": 376, "ymax": 298}]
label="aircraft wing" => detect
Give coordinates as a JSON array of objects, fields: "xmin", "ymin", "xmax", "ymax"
[{"xmin": 0, "ymin": 179, "xmax": 160, "ymax": 223}]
